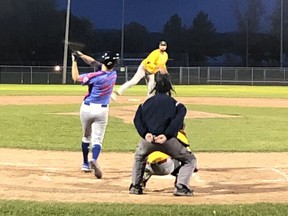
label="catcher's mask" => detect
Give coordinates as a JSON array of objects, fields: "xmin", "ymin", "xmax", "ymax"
[{"xmin": 100, "ymin": 51, "xmax": 120, "ymax": 69}]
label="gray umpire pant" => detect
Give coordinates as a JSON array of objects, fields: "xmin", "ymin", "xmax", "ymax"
[{"xmin": 131, "ymin": 138, "xmax": 197, "ymax": 189}]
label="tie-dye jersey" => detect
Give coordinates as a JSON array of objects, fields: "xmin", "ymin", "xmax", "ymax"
[{"xmin": 79, "ymin": 70, "xmax": 117, "ymax": 105}]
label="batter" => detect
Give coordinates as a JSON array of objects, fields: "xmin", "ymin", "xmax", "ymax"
[{"xmin": 71, "ymin": 51, "xmax": 119, "ymax": 179}]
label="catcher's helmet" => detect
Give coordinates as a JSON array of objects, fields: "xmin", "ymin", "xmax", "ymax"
[
  {"xmin": 153, "ymin": 74, "xmax": 174, "ymax": 96},
  {"xmin": 100, "ymin": 51, "xmax": 120, "ymax": 69}
]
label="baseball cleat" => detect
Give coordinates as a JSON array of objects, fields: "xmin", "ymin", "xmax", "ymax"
[
  {"xmin": 129, "ymin": 184, "xmax": 143, "ymax": 195},
  {"xmin": 81, "ymin": 163, "xmax": 92, "ymax": 172},
  {"xmin": 89, "ymin": 160, "xmax": 102, "ymax": 179},
  {"xmin": 173, "ymin": 184, "xmax": 194, "ymax": 196}
]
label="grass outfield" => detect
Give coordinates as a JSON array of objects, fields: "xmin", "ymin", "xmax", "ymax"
[
  {"xmin": 1, "ymin": 84, "xmax": 288, "ymax": 98},
  {"xmin": 0, "ymin": 104, "xmax": 287, "ymax": 152},
  {"xmin": 0, "ymin": 201, "xmax": 287, "ymax": 216},
  {"xmin": 0, "ymin": 84, "xmax": 287, "ymax": 214}
]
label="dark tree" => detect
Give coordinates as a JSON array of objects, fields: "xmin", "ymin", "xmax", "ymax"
[
  {"xmin": 0, "ymin": 0, "xmax": 63, "ymax": 63},
  {"xmin": 163, "ymin": 14, "xmax": 186, "ymax": 53},
  {"xmin": 0, "ymin": 0, "xmax": 99, "ymax": 64},
  {"xmin": 124, "ymin": 22, "xmax": 149, "ymax": 54},
  {"xmin": 187, "ymin": 11, "xmax": 219, "ymax": 64},
  {"xmin": 233, "ymin": 0, "xmax": 265, "ymax": 66},
  {"xmin": 270, "ymin": 0, "xmax": 288, "ymax": 64}
]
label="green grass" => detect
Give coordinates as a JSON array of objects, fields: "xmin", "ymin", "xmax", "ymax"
[
  {"xmin": 0, "ymin": 104, "xmax": 139, "ymax": 151},
  {"xmin": 187, "ymin": 105, "xmax": 288, "ymax": 152},
  {"xmin": 0, "ymin": 200, "xmax": 287, "ymax": 216},
  {"xmin": 1, "ymin": 84, "xmax": 288, "ymax": 98},
  {"xmin": 0, "ymin": 104, "xmax": 287, "ymax": 152}
]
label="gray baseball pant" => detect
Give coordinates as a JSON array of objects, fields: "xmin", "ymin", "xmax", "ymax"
[{"xmin": 131, "ymin": 138, "xmax": 197, "ymax": 189}]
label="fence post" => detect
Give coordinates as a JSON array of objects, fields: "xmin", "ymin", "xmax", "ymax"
[
  {"xmin": 123, "ymin": 66, "xmax": 128, "ymax": 82},
  {"xmin": 207, "ymin": 66, "xmax": 210, "ymax": 84},
  {"xmin": 197, "ymin": 67, "xmax": 200, "ymax": 84},
  {"xmin": 187, "ymin": 67, "xmax": 190, "ymax": 85},
  {"xmin": 30, "ymin": 66, "xmax": 33, "ymax": 84},
  {"xmin": 179, "ymin": 67, "xmax": 183, "ymax": 84},
  {"xmin": 251, "ymin": 67, "xmax": 254, "ymax": 86},
  {"xmin": 220, "ymin": 67, "xmax": 223, "ymax": 85}
]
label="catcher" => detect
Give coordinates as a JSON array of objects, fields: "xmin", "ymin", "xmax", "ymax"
[{"xmin": 141, "ymin": 123, "xmax": 198, "ymax": 188}]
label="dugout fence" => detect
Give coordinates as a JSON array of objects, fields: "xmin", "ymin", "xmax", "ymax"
[{"xmin": 0, "ymin": 65, "xmax": 288, "ymax": 85}]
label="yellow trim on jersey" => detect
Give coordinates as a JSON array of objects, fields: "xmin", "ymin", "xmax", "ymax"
[
  {"xmin": 147, "ymin": 131, "xmax": 190, "ymax": 164},
  {"xmin": 177, "ymin": 131, "xmax": 189, "ymax": 146},
  {"xmin": 147, "ymin": 151, "xmax": 170, "ymax": 164},
  {"xmin": 142, "ymin": 49, "xmax": 168, "ymax": 74}
]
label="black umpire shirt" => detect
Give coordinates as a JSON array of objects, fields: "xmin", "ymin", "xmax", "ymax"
[{"xmin": 133, "ymin": 93, "xmax": 187, "ymax": 140}]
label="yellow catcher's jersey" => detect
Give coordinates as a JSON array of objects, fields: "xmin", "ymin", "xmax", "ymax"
[
  {"xmin": 177, "ymin": 130, "xmax": 189, "ymax": 146},
  {"xmin": 147, "ymin": 151, "xmax": 170, "ymax": 164},
  {"xmin": 141, "ymin": 49, "xmax": 168, "ymax": 74}
]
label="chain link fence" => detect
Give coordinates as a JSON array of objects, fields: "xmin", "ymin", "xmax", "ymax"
[{"xmin": 1, "ymin": 65, "xmax": 287, "ymax": 85}]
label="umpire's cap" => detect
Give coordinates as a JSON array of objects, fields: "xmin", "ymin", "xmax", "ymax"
[
  {"xmin": 100, "ymin": 51, "xmax": 120, "ymax": 69},
  {"xmin": 152, "ymin": 74, "xmax": 174, "ymax": 96}
]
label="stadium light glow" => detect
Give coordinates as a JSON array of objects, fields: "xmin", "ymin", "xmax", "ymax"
[{"xmin": 54, "ymin": 65, "xmax": 61, "ymax": 72}]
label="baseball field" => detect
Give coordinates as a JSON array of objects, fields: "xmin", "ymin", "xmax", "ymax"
[{"xmin": 0, "ymin": 84, "xmax": 287, "ymax": 215}]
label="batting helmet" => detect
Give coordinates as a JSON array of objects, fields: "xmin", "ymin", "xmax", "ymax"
[{"xmin": 100, "ymin": 51, "xmax": 120, "ymax": 69}]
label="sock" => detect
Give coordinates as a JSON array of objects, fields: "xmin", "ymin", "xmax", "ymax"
[
  {"xmin": 81, "ymin": 142, "xmax": 90, "ymax": 164},
  {"xmin": 92, "ymin": 144, "xmax": 102, "ymax": 161}
]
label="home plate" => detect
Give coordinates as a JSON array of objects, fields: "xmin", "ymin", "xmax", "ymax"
[{"xmin": 152, "ymin": 175, "xmax": 175, "ymax": 180}]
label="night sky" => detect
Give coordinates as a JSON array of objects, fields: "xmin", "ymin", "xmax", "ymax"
[{"xmin": 56, "ymin": 0, "xmax": 276, "ymax": 33}]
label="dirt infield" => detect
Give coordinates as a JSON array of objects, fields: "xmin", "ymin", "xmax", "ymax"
[
  {"xmin": 0, "ymin": 149, "xmax": 287, "ymax": 204},
  {"xmin": 0, "ymin": 96, "xmax": 287, "ymax": 204}
]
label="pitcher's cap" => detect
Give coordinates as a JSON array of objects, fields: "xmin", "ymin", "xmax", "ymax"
[{"xmin": 159, "ymin": 40, "xmax": 167, "ymax": 46}]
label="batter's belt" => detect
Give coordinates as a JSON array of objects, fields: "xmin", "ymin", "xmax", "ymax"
[{"xmin": 83, "ymin": 101, "xmax": 108, "ymax": 107}]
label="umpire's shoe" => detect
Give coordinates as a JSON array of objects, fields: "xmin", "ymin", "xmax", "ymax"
[
  {"xmin": 129, "ymin": 184, "xmax": 143, "ymax": 195},
  {"xmin": 89, "ymin": 160, "xmax": 102, "ymax": 179},
  {"xmin": 173, "ymin": 184, "xmax": 194, "ymax": 196}
]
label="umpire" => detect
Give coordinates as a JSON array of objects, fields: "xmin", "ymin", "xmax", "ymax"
[{"xmin": 129, "ymin": 74, "xmax": 197, "ymax": 196}]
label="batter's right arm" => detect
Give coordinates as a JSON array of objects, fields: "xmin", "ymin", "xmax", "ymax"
[{"xmin": 75, "ymin": 51, "xmax": 102, "ymax": 68}]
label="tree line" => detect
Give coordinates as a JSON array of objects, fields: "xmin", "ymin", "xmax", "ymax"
[{"xmin": 0, "ymin": 0, "xmax": 287, "ymax": 67}]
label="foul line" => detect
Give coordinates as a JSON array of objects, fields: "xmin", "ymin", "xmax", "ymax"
[
  {"xmin": 271, "ymin": 168, "xmax": 288, "ymax": 182},
  {"xmin": 0, "ymin": 162, "xmax": 63, "ymax": 172}
]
